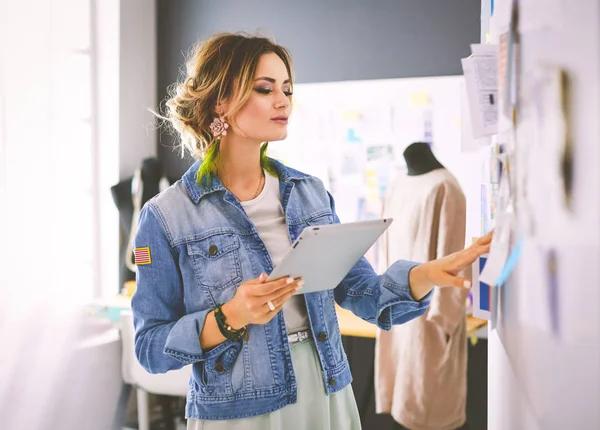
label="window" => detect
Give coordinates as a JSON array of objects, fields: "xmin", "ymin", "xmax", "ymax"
[{"xmin": 0, "ymin": 0, "xmax": 118, "ymax": 301}]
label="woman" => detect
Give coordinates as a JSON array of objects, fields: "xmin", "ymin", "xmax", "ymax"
[{"xmin": 132, "ymin": 33, "xmax": 492, "ymax": 429}]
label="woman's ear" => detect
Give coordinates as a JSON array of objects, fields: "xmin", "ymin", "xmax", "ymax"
[{"xmin": 215, "ymin": 99, "xmax": 229, "ymax": 117}]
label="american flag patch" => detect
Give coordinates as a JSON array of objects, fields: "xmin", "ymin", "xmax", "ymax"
[{"xmin": 134, "ymin": 247, "xmax": 152, "ymax": 265}]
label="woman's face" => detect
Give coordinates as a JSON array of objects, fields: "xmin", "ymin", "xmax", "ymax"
[{"xmin": 228, "ymin": 52, "xmax": 292, "ymax": 143}]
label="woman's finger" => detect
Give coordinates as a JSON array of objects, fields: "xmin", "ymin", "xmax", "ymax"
[
  {"xmin": 452, "ymin": 244, "xmax": 487, "ymax": 273},
  {"xmin": 476, "ymin": 230, "xmax": 494, "ymax": 247},
  {"xmin": 479, "ymin": 242, "xmax": 491, "ymax": 254},
  {"xmin": 253, "ymin": 282, "xmax": 300, "ymax": 317},
  {"xmin": 256, "ymin": 296, "xmax": 289, "ymax": 324},
  {"xmin": 248, "ymin": 276, "xmax": 295, "ymax": 296},
  {"xmin": 263, "ymin": 279, "xmax": 303, "ymax": 303},
  {"xmin": 270, "ymin": 288, "xmax": 297, "ymax": 309}
]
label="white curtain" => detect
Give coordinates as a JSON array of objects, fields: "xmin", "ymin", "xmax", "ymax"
[{"xmin": 0, "ymin": 1, "xmax": 122, "ymax": 428}]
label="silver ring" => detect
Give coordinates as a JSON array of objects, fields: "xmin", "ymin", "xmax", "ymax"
[{"xmin": 267, "ymin": 300, "xmax": 275, "ymax": 311}]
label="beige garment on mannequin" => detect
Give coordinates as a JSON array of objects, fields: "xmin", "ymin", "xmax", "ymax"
[{"xmin": 375, "ymin": 168, "xmax": 469, "ymax": 430}]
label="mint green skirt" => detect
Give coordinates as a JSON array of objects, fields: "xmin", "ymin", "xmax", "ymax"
[{"xmin": 187, "ymin": 339, "xmax": 361, "ymax": 430}]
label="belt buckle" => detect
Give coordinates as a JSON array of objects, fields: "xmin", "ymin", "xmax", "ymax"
[
  {"xmin": 288, "ymin": 330, "xmax": 310, "ymax": 344},
  {"xmin": 297, "ymin": 330, "xmax": 309, "ymax": 342}
]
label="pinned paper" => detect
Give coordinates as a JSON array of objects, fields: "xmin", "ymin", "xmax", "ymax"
[
  {"xmin": 480, "ymin": 209, "xmax": 513, "ymax": 286},
  {"xmin": 461, "ymin": 44, "xmax": 499, "ymax": 138},
  {"xmin": 496, "ymin": 237, "xmax": 524, "ymax": 286},
  {"xmin": 524, "ymin": 65, "xmax": 573, "ymax": 247},
  {"xmin": 460, "ymin": 81, "xmax": 489, "ymax": 152}
]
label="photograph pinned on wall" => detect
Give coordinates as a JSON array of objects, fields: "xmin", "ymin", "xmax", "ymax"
[
  {"xmin": 489, "ymin": 142, "xmax": 502, "ymax": 184},
  {"xmin": 480, "ymin": 185, "xmax": 500, "ymax": 235}
]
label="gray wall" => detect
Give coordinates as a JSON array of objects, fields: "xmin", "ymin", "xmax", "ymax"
[
  {"xmin": 156, "ymin": 0, "xmax": 481, "ymax": 176},
  {"xmin": 120, "ymin": 0, "xmax": 157, "ymax": 179}
]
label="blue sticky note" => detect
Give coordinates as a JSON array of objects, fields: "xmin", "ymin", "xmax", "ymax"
[
  {"xmin": 496, "ymin": 238, "xmax": 524, "ymax": 286},
  {"xmin": 347, "ymin": 128, "xmax": 361, "ymax": 142}
]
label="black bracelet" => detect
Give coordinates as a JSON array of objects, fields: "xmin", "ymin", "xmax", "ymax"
[{"xmin": 214, "ymin": 304, "xmax": 248, "ymax": 342}]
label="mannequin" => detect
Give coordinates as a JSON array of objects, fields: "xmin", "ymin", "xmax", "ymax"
[
  {"xmin": 403, "ymin": 141, "xmax": 444, "ymax": 176},
  {"xmin": 375, "ymin": 142, "xmax": 469, "ymax": 430},
  {"xmin": 111, "ymin": 158, "xmax": 175, "ymax": 292}
]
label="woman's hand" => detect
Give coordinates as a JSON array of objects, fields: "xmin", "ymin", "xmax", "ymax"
[
  {"xmin": 222, "ymin": 274, "xmax": 303, "ymax": 328},
  {"xmin": 408, "ymin": 231, "xmax": 493, "ymax": 301}
]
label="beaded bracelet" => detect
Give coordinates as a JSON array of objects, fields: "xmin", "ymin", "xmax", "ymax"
[{"xmin": 214, "ymin": 304, "xmax": 248, "ymax": 342}]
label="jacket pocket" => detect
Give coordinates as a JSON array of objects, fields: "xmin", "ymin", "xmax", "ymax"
[
  {"xmin": 187, "ymin": 232, "xmax": 242, "ymax": 291},
  {"xmin": 305, "ymin": 211, "xmax": 333, "ymax": 226},
  {"xmin": 200, "ymin": 356, "xmax": 234, "ymax": 396}
]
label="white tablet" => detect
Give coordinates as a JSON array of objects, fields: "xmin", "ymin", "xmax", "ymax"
[{"xmin": 267, "ymin": 218, "xmax": 393, "ymax": 295}]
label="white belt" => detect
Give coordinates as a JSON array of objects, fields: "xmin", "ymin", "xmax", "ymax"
[{"xmin": 287, "ymin": 329, "xmax": 311, "ymax": 345}]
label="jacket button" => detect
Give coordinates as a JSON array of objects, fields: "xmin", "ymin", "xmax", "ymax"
[
  {"xmin": 328, "ymin": 377, "xmax": 336, "ymax": 386},
  {"xmin": 214, "ymin": 362, "xmax": 224, "ymax": 372},
  {"xmin": 208, "ymin": 244, "xmax": 218, "ymax": 256},
  {"xmin": 318, "ymin": 332, "xmax": 328, "ymax": 342}
]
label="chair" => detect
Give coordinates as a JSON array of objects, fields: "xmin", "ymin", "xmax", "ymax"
[{"xmin": 119, "ymin": 311, "xmax": 191, "ymax": 430}]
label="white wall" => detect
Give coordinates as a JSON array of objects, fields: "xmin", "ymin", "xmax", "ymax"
[{"xmin": 484, "ymin": 0, "xmax": 600, "ymax": 428}]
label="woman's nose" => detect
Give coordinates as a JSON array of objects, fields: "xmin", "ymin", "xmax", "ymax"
[{"xmin": 274, "ymin": 90, "xmax": 290, "ymax": 109}]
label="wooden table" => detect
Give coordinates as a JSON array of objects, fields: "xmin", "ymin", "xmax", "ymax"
[{"xmin": 336, "ymin": 303, "xmax": 488, "ymax": 339}]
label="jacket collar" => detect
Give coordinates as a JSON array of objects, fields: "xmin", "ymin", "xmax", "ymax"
[{"xmin": 182, "ymin": 158, "xmax": 310, "ymax": 204}]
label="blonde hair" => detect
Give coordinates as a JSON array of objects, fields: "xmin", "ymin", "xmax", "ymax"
[{"xmin": 162, "ymin": 33, "xmax": 293, "ymax": 177}]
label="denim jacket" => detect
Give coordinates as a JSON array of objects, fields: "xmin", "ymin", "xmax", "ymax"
[{"xmin": 132, "ymin": 159, "xmax": 431, "ymax": 420}]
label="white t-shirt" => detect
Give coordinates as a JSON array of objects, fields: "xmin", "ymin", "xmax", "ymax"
[{"xmin": 240, "ymin": 172, "xmax": 309, "ymax": 332}]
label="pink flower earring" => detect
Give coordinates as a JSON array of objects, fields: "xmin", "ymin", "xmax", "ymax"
[{"xmin": 210, "ymin": 116, "xmax": 229, "ymax": 138}]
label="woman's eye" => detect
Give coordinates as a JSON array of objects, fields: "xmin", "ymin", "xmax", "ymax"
[
  {"xmin": 284, "ymin": 91, "xmax": 293, "ymax": 97},
  {"xmin": 254, "ymin": 88, "xmax": 272, "ymax": 94}
]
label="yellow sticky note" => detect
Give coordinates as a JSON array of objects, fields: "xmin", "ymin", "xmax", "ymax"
[{"xmin": 410, "ymin": 92, "xmax": 431, "ymax": 107}]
